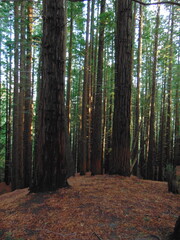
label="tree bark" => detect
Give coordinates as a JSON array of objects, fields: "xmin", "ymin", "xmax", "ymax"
[
  {"xmin": 23, "ymin": 0, "xmax": 33, "ymax": 188},
  {"xmin": 80, "ymin": 0, "xmax": 90, "ymax": 175},
  {"xmin": 147, "ymin": 3, "xmax": 160, "ymax": 180},
  {"xmin": 132, "ymin": 4, "xmax": 143, "ymax": 176},
  {"xmin": 110, "ymin": 0, "xmax": 132, "ymax": 176},
  {"xmin": 91, "ymin": 0, "xmax": 106, "ymax": 175},
  {"xmin": 12, "ymin": 0, "xmax": 20, "ymax": 190},
  {"xmin": 66, "ymin": 2, "xmax": 73, "ymax": 135},
  {"xmin": 31, "ymin": 0, "xmax": 73, "ymax": 192},
  {"xmin": 165, "ymin": 6, "xmax": 174, "ymax": 166}
]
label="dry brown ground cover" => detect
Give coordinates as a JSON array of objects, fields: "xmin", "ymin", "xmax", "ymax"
[{"xmin": 0, "ymin": 174, "xmax": 179, "ymax": 240}]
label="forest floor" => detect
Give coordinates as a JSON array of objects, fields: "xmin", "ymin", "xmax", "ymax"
[{"xmin": 0, "ymin": 173, "xmax": 180, "ymax": 240}]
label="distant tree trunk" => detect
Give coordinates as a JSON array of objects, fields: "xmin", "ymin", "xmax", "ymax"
[
  {"xmin": 80, "ymin": 1, "xmax": 90, "ymax": 175},
  {"xmin": 32, "ymin": 47, "xmax": 42, "ymax": 187},
  {"xmin": 0, "ymin": 23, "xmax": 2, "ymax": 155},
  {"xmin": 31, "ymin": 0, "xmax": 73, "ymax": 192},
  {"xmin": 165, "ymin": 6, "xmax": 174, "ymax": 166},
  {"xmin": 158, "ymin": 78, "xmax": 166, "ymax": 181},
  {"xmin": 132, "ymin": 4, "xmax": 143, "ymax": 176},
  {"xmin": 174, "ymin": 88, "xmax": 180, "ymax": 166},
  {"xmin": 174, "ymin": 48, "xmax": 179, "ymax": 166},
  {"xmin": 110, "ymin": 0, "xmax": 132, "ymax": 176},
  {"xmin": 66, "ymin": 3, "xmax": 73, "ymax": 134},
  {"xmin": 104, "ymin": 86, "xmax": 113, "ymax": 174},
  {"xmin": 147, "ymin": 4, "xmax": 160, "ymax": 180},
  {"xmin": 23, "ymin": 0, "xmax": 33, "ymax": 188},
  {"xmin": 91, "ymin": 0, "xmax": 106, "ymax": 175},
  {"xmin": 17, "ymin": 0, "xmax": 26, "ymax": 188},
  {"xmin": 4, "ymin": 45, "xmax": 12, "ymax": 185},
  {"xmin": 12, "ymin": 0, "xmax": 20, "ymax": 191}
]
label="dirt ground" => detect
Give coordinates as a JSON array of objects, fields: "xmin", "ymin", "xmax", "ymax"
[{"xmin": 0, "ymin": 173, "xmax": 179, "ymax": 240}]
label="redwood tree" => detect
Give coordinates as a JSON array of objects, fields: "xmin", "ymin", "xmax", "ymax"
[
  {"xmin": 91, "ymin": 0, "xmax": 106, "ymax": 175},
  {"xmin": 31, "ymin": 0, "xmax": 73, "ymax": 192},
  {"xmin": 109, "ymin": 0, "xmax": 132, "ymax": 176}
]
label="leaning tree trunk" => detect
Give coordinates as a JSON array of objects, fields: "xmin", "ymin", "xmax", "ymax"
[
  {"xmin": 31, "ymin": 0, "xmax": 73, "ymax": 192},
  {"xmin": 109, "ymin": 0, "xmax": 132, "ymax": 176}
]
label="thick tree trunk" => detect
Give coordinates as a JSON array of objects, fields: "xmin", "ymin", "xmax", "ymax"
[
  {"xmin": 110, "ymin": 0, "xmax": 132, "ymax": 176},
  {"xmin": 31, "ymin": 0, "xmax": 73, "ymax": 192}
]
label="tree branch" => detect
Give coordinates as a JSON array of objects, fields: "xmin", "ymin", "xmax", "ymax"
[{"xmin": 132, "ymin": 0, "xmax": 180, "ymax": 7}]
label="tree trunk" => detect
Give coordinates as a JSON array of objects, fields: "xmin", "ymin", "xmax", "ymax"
[
  {"xmin": 91, "ymin": 0, "xmax": 106, "ymax": 175},
  {"xmin": 80, "ymin": 0, "xmax": 90, "ymax": 175},
  {"xmin": 17, "ymin": 0, "xmax": 26, "ymax": 188},
  {"xmin": 110, "ymin": 0, "xmax": 132, "ymax": 176},
  {"xmin": 174, "ymin": 37, "xmax": 180, "ymax": 166},
  {"xmin": 23, "ymin": 0, "xmax": 33, "ymax": 188},
  {"xmin": 66, "ymin": 3, "xmax": 73, "ymax": 135},
  {"xmin": 31, "ymin": 0, "xmax": 73, "ymax": 192},
  {"xmin": 147, "ymin": 4, "xmax": 160, "ymax": 180},
  {"xmin": 165, "ymin": 6, "xmax": 174, "ymax": 166},
  {"xmin": 158, "ymin": 77, "xmax": 166, "ymax": 181},
  {"xmin": 132, "ymin": 4, "xmax": 143, "ymax": 176},
  {"xmin": 4, "ymin": 44, "xmax": 12, "ymax": 185},
  {"xmin": 12, "ymin": 0, "xmax": 20, "ymax": 190}
]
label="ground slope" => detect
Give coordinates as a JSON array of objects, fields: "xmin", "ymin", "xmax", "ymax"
[{"xmin": 0, "ymin": 174, "xmax": 179, "ymax": 240}]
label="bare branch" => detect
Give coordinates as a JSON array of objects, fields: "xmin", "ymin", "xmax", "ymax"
[{"xmin": 133, "ymin": 0, "xmax": 180, "ymax": 7}]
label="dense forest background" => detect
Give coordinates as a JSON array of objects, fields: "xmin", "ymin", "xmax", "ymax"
[{"xmin": 0, "ymin": 0, "xmax": 179, "ymax": 191}]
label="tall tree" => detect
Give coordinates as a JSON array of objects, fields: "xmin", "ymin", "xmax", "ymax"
[
  {"xmin": 23, "ymin": 0, "xmax": 33, "ymax": 188},
  {"xmin": 12, "ymin": 0, "xmax": 20, "ymax": 190},
  {"xmin": 79, "ymin": 0, "xmax": 90, "ymax": 175},
  {"xmin": 17, "ymin": 0, "xmax": 26, "ymax": 188},
  {"xmin": 109, "ymin": 0, "xmax": 132, "ymax": 176},
  {"xmin": 147, "ymin": 3, "xmax": 160, "ymax": 180},
  {"xmin": 31, "ymin": 0, "xmax": 73, "ymax": 192},
  {"xmin": 91, "ymin": 0, "xmax": 106, "ymax": 175},
  {"xmin": 66, "ymin": 2, "xmax": 74, "ymax": 134},
  {"xmin": 165, "ymin": 6, "xmax": 174, "ymax": 166},
  {"xmin": 4, "ymin": 34, "xmax": 13, "ymax": 185},
  {"xmin": 131, "ymin": 4, "xmax": 143, "ymax": 176}
]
